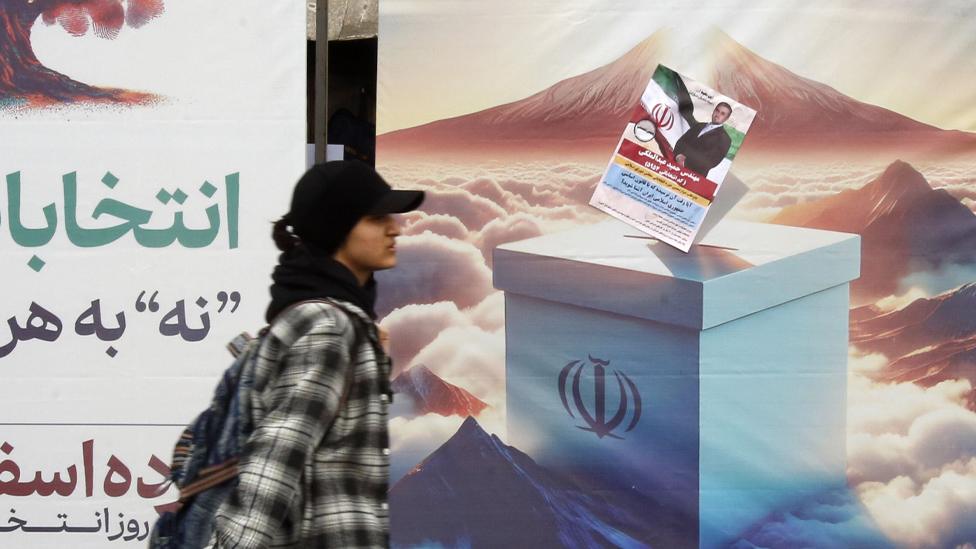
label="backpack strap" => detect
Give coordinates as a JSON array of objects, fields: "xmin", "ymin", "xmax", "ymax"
[{"xmin": 226, "ymin": 332, "xmax": 254, "ymax": 358}]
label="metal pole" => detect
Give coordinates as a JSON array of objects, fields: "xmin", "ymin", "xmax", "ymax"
[{"xmin": 314, "ymin": 0, "xmax": 329, "ymax": 163}]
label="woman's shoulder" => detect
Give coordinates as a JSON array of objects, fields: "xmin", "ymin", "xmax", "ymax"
[{"xmin": 269, "ymin": 299, "xmax": 369, "ymax": 346}]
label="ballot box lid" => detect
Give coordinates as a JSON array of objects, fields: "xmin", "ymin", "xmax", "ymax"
[{"xmin": 492, "ymin": 218, "xmax": 860, "ymax": 330}]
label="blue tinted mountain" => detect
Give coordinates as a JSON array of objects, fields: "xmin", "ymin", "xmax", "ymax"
[
  {"xmin": 851, "ymin": 283, "xmax": 976, "ymax": 409},
  {"xmin": 390, "ymin": 365, "xmax": 488, "ymax": 418},
  {"xmin": 771, "ymin": 161, "xmax": 976, "ymax": 301},
  {"xmin": 390, "ymin": 416, "xmax": 690, "ymax": 548}
]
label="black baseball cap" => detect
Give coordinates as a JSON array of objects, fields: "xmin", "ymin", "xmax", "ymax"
[{"xmin": 286, "ymin": 160, "xmax": 424, "ymax": 252}]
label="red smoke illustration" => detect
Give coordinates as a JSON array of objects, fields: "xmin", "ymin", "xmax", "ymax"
[{"xmin": 0, "ymin": 0, "xmax": 165, "ymax": 107}]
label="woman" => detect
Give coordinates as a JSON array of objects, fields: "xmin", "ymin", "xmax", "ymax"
[{"xmin": 210, "ymin": 160, "xmax": 423, "ymax": 548}]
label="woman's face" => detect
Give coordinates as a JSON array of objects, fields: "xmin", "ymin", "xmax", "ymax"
[{"xmin": 333, "ymin": 214, "xmax": 401, "ymax": 284}]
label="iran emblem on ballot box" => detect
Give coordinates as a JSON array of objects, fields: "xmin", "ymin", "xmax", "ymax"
[{"xmin": 558, "ymin": 355, "xmax": 642, "ymax": 440}]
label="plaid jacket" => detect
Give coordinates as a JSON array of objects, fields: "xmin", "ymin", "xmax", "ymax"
[{"xmin": 210, "ymin": 300, "xmax": 391, "ymax": 548}]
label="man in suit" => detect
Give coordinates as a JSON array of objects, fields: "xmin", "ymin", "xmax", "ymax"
[{"xmin": 673, "ymin": 102, "xmax": 732, "ymax": 177}]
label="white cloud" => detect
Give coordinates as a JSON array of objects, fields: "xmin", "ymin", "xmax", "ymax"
[
  {"xmin": 847, "ymin": 374, "xmax": 970, "ymax": 437},
  {"xmin": 474, "ymin": 213, "xmax": 543, "ymax": 265},
  {"xmin": 381, "ymin": 301, "xmax": 471, "ymax": 377},
  {"xmin": 418, "ymin": 188, "xmax": 509, "ymax": 231},
  {"xmin": 461, "ymin": 177, "xmax": 529, "ymax": 211},
  {"xmin": 377, "ymin": 161, "xmax": 612, "ymax": 243},
  {"xmin": 898, "ymin": 263, "xmax": 976, "ymax": 298},
  {"xmin": 402, "ymin": 212, "xmax": 471, "ymax": 241},
  {"xmin": 875, "ymin": 287, "xmax": 930, "ymax": 312},
  {"xmin": 847, "ymin": 372, "xmax": 976, "ymax": 548},
  {"xmin": 848, "ymin": 351, "xmax": 889, "ymax": 375},
  {"xmin": 856, "ymin": 459, "xmax": 976, "ymax": 548},
  {"xmin": 376, "ymin": 232, "xmax": 494, "ymax": 316},
  {"xmin": 908, "ymin": 407, "xmax": 976, "ymax": 470},
  {"xmin": 465, "ymin": 292, "xmax": 504, "ymax": 332},
  {"xmin": 409, "ymin": 325, "xmax": 505, "ymax": 403},
  {"xmin": 742, "ymin": 371, "xmax": 976, "ymax": 548}
]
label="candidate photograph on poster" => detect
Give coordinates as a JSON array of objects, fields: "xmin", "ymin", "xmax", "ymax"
[{"xmin": 633, "ymin": 64, "xmax": 755, "ymax": 186}]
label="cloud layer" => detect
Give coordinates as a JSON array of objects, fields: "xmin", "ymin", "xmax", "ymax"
[
  {"xmin": 847, "ymin": 366, "xmax": 976, "ymax": 548},
  {"xmin": 375, "ymin": 158, "xmax": 976, "ymax": 548}
]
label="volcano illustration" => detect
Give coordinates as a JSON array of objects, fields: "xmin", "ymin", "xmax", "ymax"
[
  {"xmin": 378, "ymin": 29, "xmax": 976, "ymax": 159},
  {"xmin": 851, "ymin": 283, "xmax": 976, "ymax": 409},
  {"xmin": 0, "ymin": 0, "xmax": 164, "ymax": 109},
  {"xmin": 390, "ymin": 416, "xmax": 695, "ymax": 548},
  {"xmin": 391, "ymin": 365, "xmax": 488, "ymax": 418},
  {"xmin": 770, "ymin": 160, "xmax": 976, "ymax": 301}
]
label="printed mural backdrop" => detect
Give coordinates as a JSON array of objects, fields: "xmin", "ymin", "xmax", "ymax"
[
  {"xmin": 377, "ymin": 1, "xmax": 976, "ymax": 548},
  {"xmin": 0, "ymin": 1, "xmax": 305, "ymax": 547}
]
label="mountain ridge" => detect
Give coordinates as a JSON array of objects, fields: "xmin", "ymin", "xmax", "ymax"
[
  {"xmin": 389, "ymin": 417, "xmax": 684, "ymax": 547},
  {"xmin": 851, "ymin": 283, "xmax": 976, "ymax": 409},
  {"xmin": 391, "ymin": 365, "xmax": 488, "ymax": 418},
  {"xmin": 771, "ymin": 160, "xmax": 976, "ymax": 300},
  {"xmin": 378, "ymin": 28, "xmax": 976, "ymax": 159}
]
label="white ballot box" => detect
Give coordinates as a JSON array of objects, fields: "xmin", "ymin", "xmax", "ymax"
[{"xmin": 493, "ymin": 218, "xmax": 860, "ymax": 548}]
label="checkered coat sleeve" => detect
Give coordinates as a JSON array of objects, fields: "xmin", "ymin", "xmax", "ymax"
[{"xmin": 211, "ymin": 300, "xmax": 391, "ymax": 548}]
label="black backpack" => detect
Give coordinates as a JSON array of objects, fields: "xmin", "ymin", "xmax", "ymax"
[
  {"xmin": 148, "ymin": 331, "xmax": 259, "ymax": 548},
  {"xmin": 149, "ymin": 299, "xmax": 366, "ymax": 548}
]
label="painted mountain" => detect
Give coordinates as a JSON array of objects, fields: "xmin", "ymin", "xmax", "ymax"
[
  {"xmin": 851, "ymin": 283, "xmax": 976, "ymax": 409},
  {"xmin": 391, "ymin": 364, "xmax": 488, "ymax": 417},
  {"xmin": 770, "ymin": 160, "xmax": 976, "ymax": 301},
  {"xmin": 390, "ymin": 417, "xmax": 692, "ymax": 548},
  {"xmin": 705, "ymin": 31, "xmax": 968, "ymax": 151},
  {"xmin": 377, "ymin": 29, "xmax": 976, "ymax": 159}
]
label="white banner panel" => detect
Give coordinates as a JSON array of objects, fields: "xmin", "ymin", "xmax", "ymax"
[{"xmin": 0, "ymin": 2, "xmax": 305, "ymax": 546}]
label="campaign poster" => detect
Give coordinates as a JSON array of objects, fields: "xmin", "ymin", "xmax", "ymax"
[{"xmin": 590, "ymin": 65, "xmax": 757, "ymax": 251}]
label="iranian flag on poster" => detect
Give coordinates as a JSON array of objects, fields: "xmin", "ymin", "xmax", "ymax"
[
  {"xmin": 638, "ymin": 67, "xmax": 692, "ymax": 161},
  {"xmin": 590, "ymin": 65, "xmax": 757, "ymax": 252}
]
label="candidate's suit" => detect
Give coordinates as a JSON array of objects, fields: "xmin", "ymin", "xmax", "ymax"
[{"xmin": 673, "ymin": 122, "xmax": 731, "ymax": 177}]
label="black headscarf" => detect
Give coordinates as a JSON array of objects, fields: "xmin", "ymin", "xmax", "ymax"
[{"xmin": 265, "ymin": 245, "xmax": 377, "ymax": 323}]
